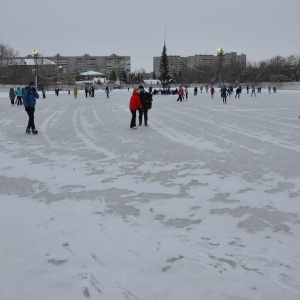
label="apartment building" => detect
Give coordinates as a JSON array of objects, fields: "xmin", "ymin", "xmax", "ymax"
[
  {"xmin": 153, "ymin": 52, "xmax": 246, "ymax": 76},
  {"xmin": 153, "ymin": 55, "xmax": 185, "ymax": 76},
  {"xmin": 52, "ymin": 54, "xmax": 131, "ymax": 78}
]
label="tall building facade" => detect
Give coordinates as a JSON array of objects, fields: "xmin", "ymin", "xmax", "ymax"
[
  {"xmin": 52, "ymin": 54, "xmax": 131, "ymax": 78},
  {"xmin": 153, "ymin": 55, "xmax": 185, "ymax": 77},
  {"xmin": 153, "ymin": 52, "xmax": 246, "ymax": 77}
]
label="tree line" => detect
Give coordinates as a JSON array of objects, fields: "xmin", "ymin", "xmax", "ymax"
[
  {"xmin": 1, "ymin": 41, "xmax": 299, "ymax": 86},
  {"xmin": 158, "ymin": 44, "xmax": 300, "ymax": 88}
]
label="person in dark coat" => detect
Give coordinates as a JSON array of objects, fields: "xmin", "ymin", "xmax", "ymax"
[
  {"xmin": 23, "ymin": 81, "xmax": 39, "ymax": 134},
  {"xmin": 138, "ymin": 85, "xmax": 153, "ymax": 126},
  {"xmin": 251, "ymin": 86, "xmax": 256, "ymax": 97},
  {"xmin": 210, "ymin": 86, "xmax": 215, "ymax": 98},
  {"xmin": 129, "ymin": 88, "xmax": 142, "ymax": 129},
  {"xmin": 42, "ymin": 88, "xmax": 46, "ymax": 99},
  {"xmin": 235, "ymin": 87, "xmax": 241, "ymax": 98},
  {"xmin": 9, "ymin": 88, "xmax": 15, "ymax": 105},
  {"xmin": 105, "ymin": 87, "xmax": 110, "ymax": 98},
  {"xmin": 220, "ymin": 85, "xmax": 228, "ymax": 103},
  {"xmin": 194, "ymin": 87, "xmax": 198, "ymax": 96}
]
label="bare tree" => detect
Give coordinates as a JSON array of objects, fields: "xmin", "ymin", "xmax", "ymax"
[{"xmin": 0, "ymin": 40, "xmax": 20, "ymax": 83}]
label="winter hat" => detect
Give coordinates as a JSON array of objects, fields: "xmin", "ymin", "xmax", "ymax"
[
  {"xmin": 139, "ymin": 85, "xmax": 144, "ymax": 89},
  {"xmin": 133, "ymin": 87, "xmax": 139, "ymax": 92}
]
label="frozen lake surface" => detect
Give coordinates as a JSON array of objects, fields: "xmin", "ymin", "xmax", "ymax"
[{"xmin": 0, "ymin": 88, "xmax": 300, "ymax": 300}]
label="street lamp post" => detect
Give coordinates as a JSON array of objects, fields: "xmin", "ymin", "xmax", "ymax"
[
  {"xmin": 55, "ymin": 53, "xmax": 61, "ymax": 86},
  {"xmin": 217, "ymin": 48, "xmax": 224, "ymax": 87},
  {"xmin": 84, "ymin": 54, "xmax": 88, "ymax": 72},
  {"xmin": 32, "ymin": 50, "xmax": 39, "ymax": 89}
]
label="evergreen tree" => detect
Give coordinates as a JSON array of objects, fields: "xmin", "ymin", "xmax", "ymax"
[
  {"xmin": 109, "ymin": 70, "xmax": 117, "ymax": 81},
  {"xmin": 158, "ymin": 43, "xmax": 171, "ymax": 89},
  {"xmin": 120, "ymin": 70, "xmax": 127, "ymax": 83}
]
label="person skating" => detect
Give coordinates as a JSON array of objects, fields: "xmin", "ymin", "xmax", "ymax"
[
  {"xmin": 42, "ymin": 88, "xmax": 46, "ymax": 99},
  {"xmin": 177, "ymin": 87, "xmax": 184, "ymax": 101},
  {"xmin": 15, "ymin": 87, "xmax": 23, "ymax": 105},
  {"xmin": 251, "ymin": 86, "xmax": 256, "ymax": 97},
  {"xmin": 185, "ymin": 86, "xmax": 189, "ymax": 100},
  {"xmin": 138, "ymin": 85, "xmax": 153, "ymax": 126},
  {"xmin": 210, "ymin": 86, "xmax": 215, "ymax": 98},
  {"xmin": 129, "ymin": 88, "xmax": 142, "ymax": 129},
  {"xmin": 9, "ymin": 88, "xmax": 15, "ymax": 105},
  {"xmin": 73, "ymin": 86, "xmax": 78, "ymax": 99},
  {"xmin": 194, "ymin": 87, "xmax": 198, "ymax": 96},
  {"xmin": 235, "ymin": 87, "xmax": 241, "ymax": 98},
  {"xmin": 105, "ymin": 87, "xmax": 110, "ymax": 98},
  {"xmin": 220, "ymin": 85, "xmax": 228, "ymax": 103},
  {"xmin": 23, "ymin": 81, "xmax": 39, "ymax": 134}
]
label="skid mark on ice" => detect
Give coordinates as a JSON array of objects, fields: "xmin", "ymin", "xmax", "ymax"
[
  {"xmin": 277, "ymin": 272, "xmax": 300, "ymax": 292},
  {"xmin": 149, "ymin": 113, "xmax": 224, "ymax": 153},
  {"xmin": 120, "ymin": 287, "xmax": 140, "ymax": 300},
  {"xmin": 81, "ymin": 273, "xmax": 103, "ymax": 297},
  {"xmin": 224, "ymin": 110, "xmax": 300, "ymax": 130},
  {"xmin": 91, "ymin": 103, "xmax": 125, "ymax": 137},
  {"xmin": 48, "ymin": 259, "xmax": 68, "ymax": 265},
  {"xmin": 39, "ymin": 103, "xmax": 69, "ymax": 148},
  {"xmin": 0, "ymin": 109, "xmax": 24, "ymax": 127},
  {"xmin": 157, "ymin": 106, "xmax": 300, "ymax": 153},
  {"xmin": 72, "ymin": 107, "xmax": 118, "ymax": 160},
  {"xmin": 90, "ymin": 253, "xmax": 104, "ymax": 265}
]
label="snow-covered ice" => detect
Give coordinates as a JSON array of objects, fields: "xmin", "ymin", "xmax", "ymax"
[{"xmin": 0, "ymin": 88, "xmax": 300, "ymax": 300}]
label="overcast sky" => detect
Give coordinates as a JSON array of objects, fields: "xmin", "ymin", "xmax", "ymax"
[{"xmin": 1, "ymin": 0, "xmax": 300, "ymax": 72}]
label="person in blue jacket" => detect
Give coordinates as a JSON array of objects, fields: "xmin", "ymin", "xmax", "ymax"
[
  {"xmin": 23, "ymin": 81, "xmax": 39, "ymax": 134},
  {"xmin": 15, "ymin": 87, "xmax": 23, "ymax": 105}
]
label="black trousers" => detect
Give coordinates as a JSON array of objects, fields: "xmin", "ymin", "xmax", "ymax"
[
  {"xmin": 17, "ymin": 96, "xmax": 22, "ymax": 105},
  {"xmin": 138, "ymin": 109, "xmax": 148, "ymax": 125},
  {"xmin": 26, "ymin": 107, "xmax": 36, "ymax": 130},
  {"xmin": 130, "ymin": 110, "xmax": 137, "ymax": 128}
]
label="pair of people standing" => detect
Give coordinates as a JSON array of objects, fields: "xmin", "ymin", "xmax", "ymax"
[{"xmin": 129, "ymin": 86, "xmax": 152, "ymax": 129}]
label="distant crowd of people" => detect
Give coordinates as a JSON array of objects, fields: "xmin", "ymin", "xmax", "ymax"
[{"xmin": 7, "ymin": 81, "xmax": 296, "ymax": 135}]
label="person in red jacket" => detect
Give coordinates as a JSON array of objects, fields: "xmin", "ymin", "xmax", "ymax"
[
  {"xmin": 129, "ymin": 87, "xmax": 142, "ymax": 129},
  {"xmin": 210, "ymin": 86, "xmax": 215, "ymax": 98},
  {"xmin": 177, "ymin": 87, "xmax": 184, "ymax": 102}
]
